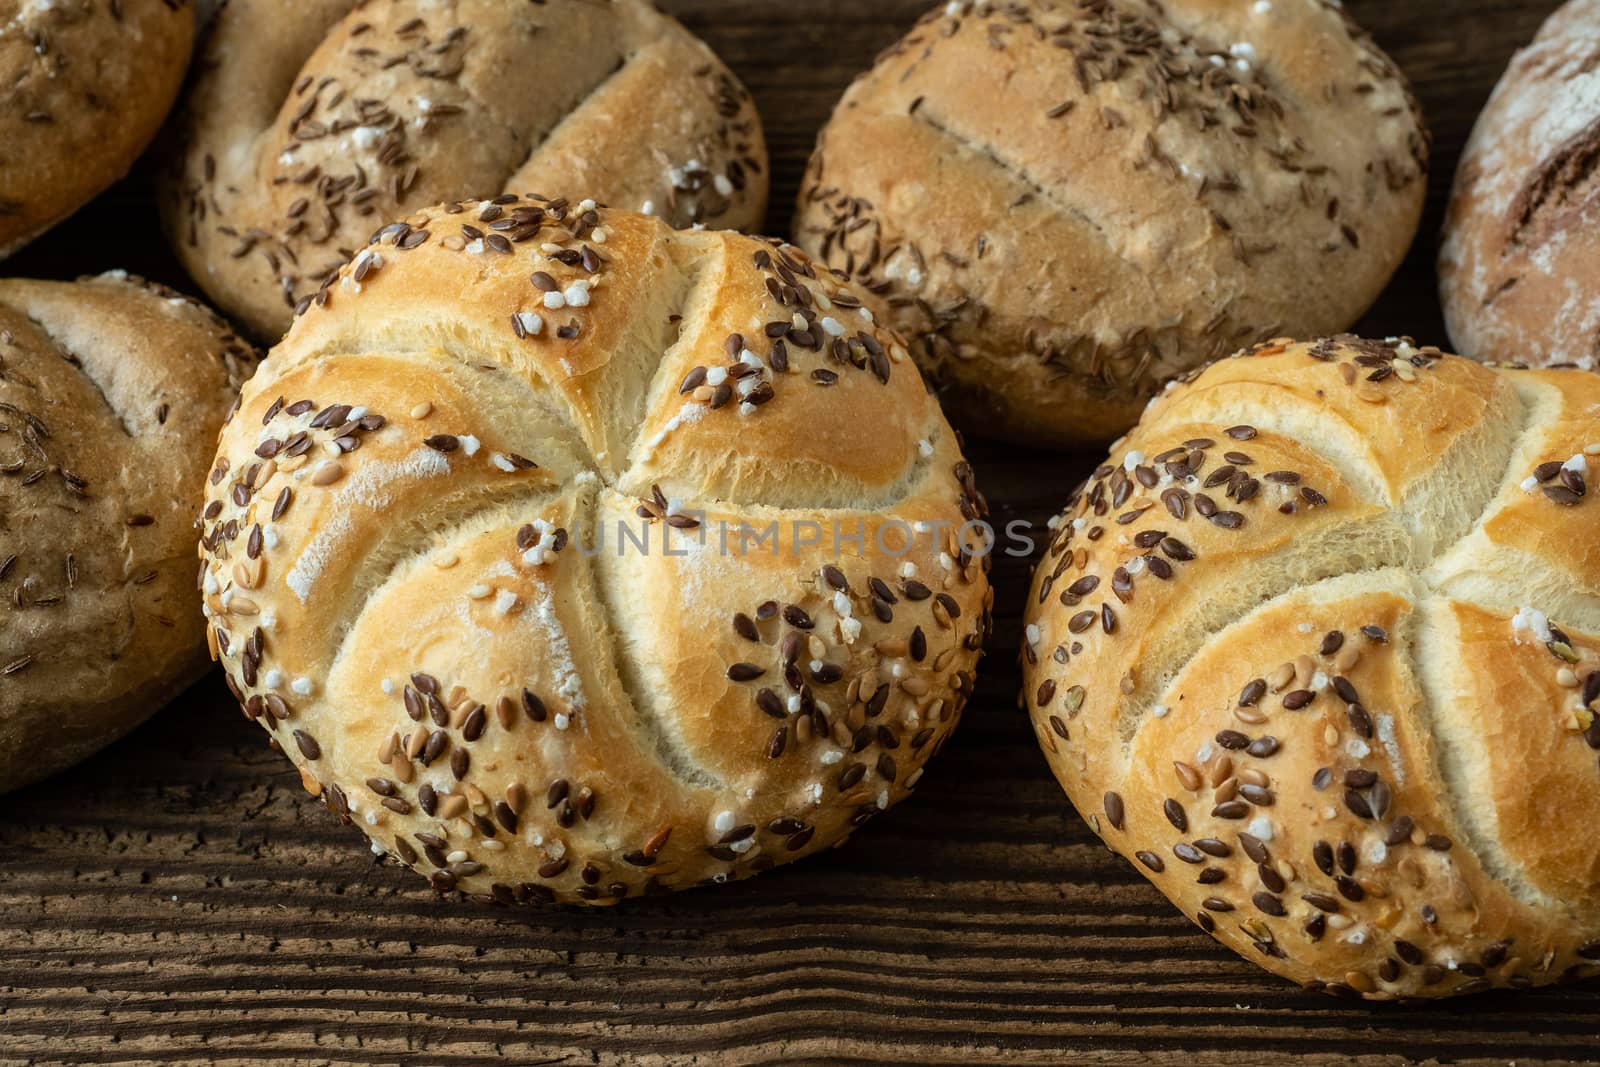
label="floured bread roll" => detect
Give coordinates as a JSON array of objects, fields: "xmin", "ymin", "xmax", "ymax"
[
  {"xmin": 197, "ymin": 199, "xmax": 993, "ymax": 905},
  {"xmin": 1441, "ymin": 0, "xmax": 1600, "ymax": 371},
  {"xmin": 1024, "ymin": 336, "xmax": 1599, "ymax": 998}
]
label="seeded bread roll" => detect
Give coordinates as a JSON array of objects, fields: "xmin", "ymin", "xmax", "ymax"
[
  {"xmin": 161, "ymin": 0, "xmax": 768, "ymax": 342},
  {"xmin": 1022, "ymin": 336, "xmax": 1600, "ymax": 998},
  {"xmin": 1440, "ymin": 0, "xmax": 1600, "ymax": 372},
  {"xmin": 0, "ymin": 273, "xmax": 257, "ymax": 794},
  {"xmin": 0, "ymin": 0, "xmax": 193, "ymax": 259},
  {"xmin": 794, "ymin": 0, "xmax": 1429, "ymax": 447},
  {"xmin": 197, "ymin": 200, "xmax": 992, "ymax": 905}
]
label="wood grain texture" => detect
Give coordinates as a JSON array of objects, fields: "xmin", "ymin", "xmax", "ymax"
[{"xmin": 3, "ymin": 1, "xmax": 1597, "ymax": 1064}]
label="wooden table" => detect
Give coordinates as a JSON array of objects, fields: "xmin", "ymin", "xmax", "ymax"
[{"xmin": 4, "ymin": 1, "xmax": 1596, "ymax": 1063}]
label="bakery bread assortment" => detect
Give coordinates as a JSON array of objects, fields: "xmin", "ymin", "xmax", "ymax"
[
  {"xmin": 0, "ymin": 273, "xmax": 257, "ymax": 794},
  {"xmin": 0, "ymin": 0, "xmax": 194, "ymax": 260},
  {"xmin": 194, "ymin": 200, "xmax": 993, "ymax": 904},
  {"xmin": 1022, "ymin": 337, "xmax": 1600, "ymax": 998},
  {"xmin": 1440, "ymin": 0, "xmax": 1600, "ymax": 372},
  {"xmin": 160, "ymin": 0, "xmax": 768, "ymax": 341},
  {"xmin": 4, "ymin": 0, "xmax": 1599, "ymax": 996},
  {"xmin": 793, "ymin": 0, "xmax": 1430, "ymax": 447}
]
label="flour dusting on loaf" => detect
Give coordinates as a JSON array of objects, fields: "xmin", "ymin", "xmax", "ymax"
[{"xmin": 1441, "ymin": 0, "xmax": 1600, "ymax": 371}]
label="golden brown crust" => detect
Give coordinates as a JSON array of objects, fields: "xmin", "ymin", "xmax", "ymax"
[
  {"xmin": 1440, "ymin": 0, "xmax": 1600, "ymax": 372},
  {"xmin": 0, "ymin": 0, "xmax": 193, "ymax": 258},
  {"xmin": 794, "ymin": 0, "xmax": 1428, "ymax": 447},
  {"xmin": 198, "ymin": 200, "xmax": 993, "ymax": 906},
  {"xmin": 1022, "ymin": 337, "xmax": 1600, "ymax": 998},
  {"xmin": 0, "ymin": 273, "xmax": 257, "ymax": 793},
  {"xmin": 160, "ymin": 0, "xmax": 768, "ymax": 342}
]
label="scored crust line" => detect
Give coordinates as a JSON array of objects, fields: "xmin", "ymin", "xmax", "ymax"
[
  {"xmin": 907, "ymin": 105, "xmax": 1156, "ymax": 301},
  {"xmin": 321, "ymin": 478, "xmax": 569, "ymax": 680},
  {"xmin": 613, "ymin": 224, "xmax": 723, "ymax": 480},
  {"xmin": 504, "ymin": 53, "xmax": 633, "ymax": 187},
  {"xmin": 247, "ymin": 1, "xmax": 359, "ymax": 156},
  {"xmin": 1408, "ymin": 599, "xmax": 1553, "ymax": 911},
  {"xmin": 582, "ymin": 485, "xmax": 725, "ymax": 792},
  {"xmin": 11, "ymin": 307, "xmax": 138, "ymax": 442},
  {"xmin": 1415, "ymin": 372, "xmax": 1544, "ymax": 583}
]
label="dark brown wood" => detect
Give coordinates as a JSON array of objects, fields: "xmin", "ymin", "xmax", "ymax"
[{"xmin": 3, "ymin": 2, "xmax": 1596, "ymax": 1063}]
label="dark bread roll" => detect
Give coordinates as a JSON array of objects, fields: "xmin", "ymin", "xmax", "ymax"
[{"xmin": 1441, "ymin": 0, "xmax": 1600, "ymax": 372}]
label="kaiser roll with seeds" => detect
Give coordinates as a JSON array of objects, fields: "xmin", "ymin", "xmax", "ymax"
[
  {"xmin": 0, "ymin": 273, "xmax": 257, "ymax": 794},
  {"xmin": 794, "ymin": 0, "xmax": 1430, "ymax": 447},
  {"xmin": 0, "ymin": 0, "xmax": 193, "ymax": 260},
  {"xmin": 161, "ymin": 0, "xmax": 768, "ymax": 342},
  {"xmin": 1022, "ymin": 336, "xmax": 1600, "ymax": 998},
  {"xmin": 1440, "ymin": 0, "xmax": 1600, "ymax": 372},
  {"xmin": 197, "ymin": 199, "xmax": 993, "ymax": 905}
]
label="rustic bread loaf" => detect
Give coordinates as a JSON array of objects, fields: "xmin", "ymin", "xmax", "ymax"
[
  {"xmin": 1022, "ymin": 336, "xmax": 1600, "ymax": 998},
  {"xmin": 161, "ymin": 0, "xmax": 768, "ymax": 341},
  {"xmin": 794, "ymin": 0, "xmax": 1429, "ymax": 447},
  {"xmin": 0, "ymin": 273, "xmax": 257, "ymax": 794},
  {"xmin": 1440, "ymin": 0, "xmax": 1600, "ymax": 372},
  {"xmin": 0, "ymin": 0, "xmax": 193, "ymax": 259},
  {"xmin": 197, "ymin": 199, "xmax": 992, "ymax": 905}
]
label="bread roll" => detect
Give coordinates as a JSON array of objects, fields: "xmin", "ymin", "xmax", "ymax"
[
  {"xmin": 0, "ymin": 0, "xmax": 193, "ymax": 259},
  {"xmin": 794, "ymin": 0, "xmax": 1429, "ymax": 447},
  {"xmin": 161, "ymin": 0, "xmax": 768, "ymax": 341},
  {"xmin": 197, "ymin": 199, "xmax": 992, "ymax": 905},
  {"xmin": 1022, "ymin": 337, "xmax": 1600, "ymax": 998},
  {"xmin": 0, "ymin": 273, "xmax": 257, "ymax": 794},
  {"xmin": 1440, "ymin": 0, "xmax": 1600, "ymax": 372}
]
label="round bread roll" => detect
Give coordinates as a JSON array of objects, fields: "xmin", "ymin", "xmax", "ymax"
[
  {"xmin": 0, "ymin": 0, "xmax": 193, "ymax": 259},
  {"xmin": 161, "ymin": 0, "xmax": 768, "ymax": 342},
  {"xmin": 0, "ymin": 273, "xmax": 257, "ymax": 794},
  {"xmin": 1022, "ymin": 337, "xmax": 1600, "ymax": 998},
  {"xmin": 794, "ymin": 0, "xmax": 1429, "ymax": 447},
  {"xmin": 197, "ymin": 199, "xmax": 993, "ymax": 905},
  {"xmin": 1440, "ymin": 0, "xmax": 1600, "ymax": 372}
]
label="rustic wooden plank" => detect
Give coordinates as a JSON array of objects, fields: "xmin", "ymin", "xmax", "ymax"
[{"xmin": 3, "ymin": 1, "xmax": 1597, "ymax": 1063}]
